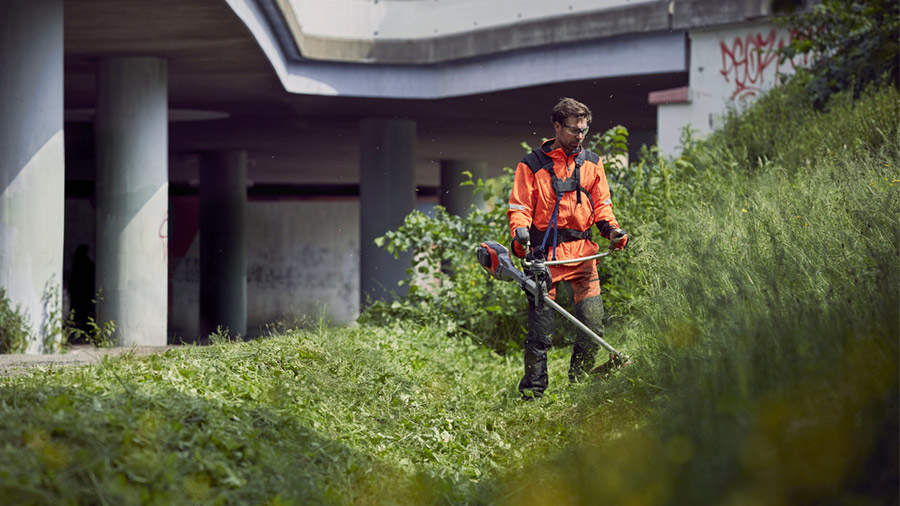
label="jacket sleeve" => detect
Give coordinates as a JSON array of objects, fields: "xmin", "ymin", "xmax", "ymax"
[
  {"xmin": 589, "ymin": 159, "xmax": 620, "ymax": 239},
  {"xmin": 507, "ymin": 162, "xmax": 535, "ymax": 238}
]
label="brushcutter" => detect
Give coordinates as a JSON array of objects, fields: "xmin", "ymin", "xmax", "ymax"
[{"xmin": 476, "ymin": 240, "xmax": 631, "ymax": 374}]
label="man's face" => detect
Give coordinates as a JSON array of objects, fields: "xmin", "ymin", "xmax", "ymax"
[{"xmin": 553, "ymin": 117, "xmax": 589, "ymax": 153}]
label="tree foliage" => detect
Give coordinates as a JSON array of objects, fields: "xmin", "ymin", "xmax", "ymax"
[{"xmin": 777, "ymin": 0, "xmax": 900, "ymax": 107}]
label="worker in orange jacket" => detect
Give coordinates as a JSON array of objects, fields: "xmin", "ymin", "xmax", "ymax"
[{"xmin": 508, "ymin": 97, "xmax": 628, "ymax": 399}]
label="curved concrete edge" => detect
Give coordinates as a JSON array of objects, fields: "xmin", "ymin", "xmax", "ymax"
[
  {"xmin": 278, "ymin": 0, "xmax": 669, "ymax": 64},
  {"xmin": 226, "ymin": 0, "xmax": 687, "ymax": 99}
]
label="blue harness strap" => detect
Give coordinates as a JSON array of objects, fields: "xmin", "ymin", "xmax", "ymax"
[{"xmin": 522, "ymin": 148, "xmax": 596, "ymax": 260}]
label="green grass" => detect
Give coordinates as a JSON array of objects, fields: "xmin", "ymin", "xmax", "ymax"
[
  {"xmin": 0, "ymin": 323, "xmax": 638, "ymax": 504},
  {"xmin": 1, "ymin": 83, "xmax": 897, "ymax": 505}
]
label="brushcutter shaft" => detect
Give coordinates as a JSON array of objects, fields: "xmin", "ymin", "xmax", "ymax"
[
  {"xmin": 540, "ymin": 295, "xmax": 622, "ymax": 357},
  {"xmin": 543, "ymin": 250, "xmax": 611, "ymax": 266}
]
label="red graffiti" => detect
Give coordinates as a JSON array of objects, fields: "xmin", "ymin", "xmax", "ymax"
[
  {"xmin": 719, "ymin": 30, "xmax": 809, "ymax": 101},
  {"xmin": 159, "ymin": 211, "xmax": 168, "ymax": 262}
]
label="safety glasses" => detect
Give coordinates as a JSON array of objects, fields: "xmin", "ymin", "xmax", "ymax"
[{"xmin": 558, "ymin": 123, "xmax": 589, "ymax": 136}]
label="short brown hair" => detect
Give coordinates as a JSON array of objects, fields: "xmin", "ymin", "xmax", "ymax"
[{"xmin": 551, "ymin": 97, "xmax": 592, "ymax": 125}]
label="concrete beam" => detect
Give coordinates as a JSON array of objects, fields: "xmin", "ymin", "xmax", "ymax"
[
  {"xmin": 264, "ymin": 0, "xmax": 670, "ymax": 64},
  {"xmin": 228, "ymin": 0, "xmax": 689, "ymax": 98}
]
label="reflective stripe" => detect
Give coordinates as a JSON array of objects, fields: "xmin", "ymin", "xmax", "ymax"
[
  {"xmin": 508, "ymin": 204, "xmax": 529, "ymax": 211},
  {"xmin": 601, "ymin": 198, "xmax": 612, "ymax": 205}
]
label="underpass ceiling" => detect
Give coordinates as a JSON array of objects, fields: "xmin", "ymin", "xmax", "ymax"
[{"xmin": 63, "ymin": 0, "xmax": 686, "ymax": 184}]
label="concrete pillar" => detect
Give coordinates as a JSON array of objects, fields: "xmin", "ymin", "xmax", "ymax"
[
  {"xmin": 439, "ymin": 159, "xmax": 488, "ymax": 217},
  {"xmin": 199, "ymin": 150, "xmax": 247, "ymax": 339},
  {"xmin": 0, "ymin": 0, "xmax": 65, "ymax": 353},
  {"xmin": 94, "ymin": 58, "xmax": 168, "ymax": 346},
  {"xmin": 359, "ymin": 118, "xmax": 416, "ymax": 305}
]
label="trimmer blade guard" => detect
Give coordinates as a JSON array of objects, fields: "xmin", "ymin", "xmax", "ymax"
[{"xmin": 590, "ymin": 353, "xmax": 632, "ymax": 377}]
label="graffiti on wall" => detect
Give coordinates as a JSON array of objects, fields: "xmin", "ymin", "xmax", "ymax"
[
  {"xmin": 719, "ymin": 29, "xmax": 810, "ymax": 100},
  {"xmin": 159, "ymin": 211, "xmax": 168, "ymax": 262},
  {"xmin": 171, "ymin": 244, "xmax": 358, "ymax": 303}
]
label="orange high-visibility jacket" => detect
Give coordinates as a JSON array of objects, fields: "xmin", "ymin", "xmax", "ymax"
[{"xmin": 507, "ymin": 139, "xmax": 619, "ymax": 283}]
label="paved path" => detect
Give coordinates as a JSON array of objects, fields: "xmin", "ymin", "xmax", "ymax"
[{"xmin": 0, "ymin": 345, "xmax": 177, "ymax": 376}]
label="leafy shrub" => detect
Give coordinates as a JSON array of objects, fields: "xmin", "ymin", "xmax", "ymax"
[
  {"xmin": 0, "ymin": 288, "xmax": 29, "ymax": 354},
  {"xmin": 65, "ymin": 290, "xmax": 116, "ymax": 348},
  {"xmin": 776, "ymin": 0, "xmax": 900, "ymax": 108},
  {"xmin": 358, "ymin": 165, "xmax": 526, "ymax": 353},
  {"xmin": 360, "ymin": 125, "xmax": 683, "ymax": 352}
]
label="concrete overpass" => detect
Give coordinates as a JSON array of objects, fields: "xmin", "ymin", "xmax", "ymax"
[{"xmin": 2, "ymin": 0, "xmax": 795, "ymax": 350}]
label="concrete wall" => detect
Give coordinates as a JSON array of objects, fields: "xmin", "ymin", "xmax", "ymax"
[
  {"xmin": 657, "ymin": 21, "xmax": 810, "ymax": 155},
  {"xmin": 169, "ymin": 198, "xmax": 360, "ymax": 340}
]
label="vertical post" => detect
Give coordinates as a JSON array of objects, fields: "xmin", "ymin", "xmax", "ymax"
[
  {"xmin": 94, "ymin": 57, "xmax": 169, "ymax": 346},
  {"xmin": 359, "ymin": 118, "xmax": 416, "ymax": 305},
  {"xmin": 199, "ymin": 150, "xmax": 247, "ymax": 339},
  {"xmin": 0, "ymin": 0, "xmax": 65, "ymax": 353}
]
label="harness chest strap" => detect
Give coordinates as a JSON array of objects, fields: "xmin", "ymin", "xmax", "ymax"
[{"xmin": 521, "ymin": 148, "xmax": 600, "ymax": 256}]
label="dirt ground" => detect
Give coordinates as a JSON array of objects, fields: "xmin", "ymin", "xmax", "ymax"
[{"xmin": 0, "ymin": 345, "xmax": 177, "ymax": 376}]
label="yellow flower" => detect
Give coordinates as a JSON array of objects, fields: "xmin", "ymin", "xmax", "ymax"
[{"xmin": 741, "ymin": 208, "xmax": 748, "ymax": 213}]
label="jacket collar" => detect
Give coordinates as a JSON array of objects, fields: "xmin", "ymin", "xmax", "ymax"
[{"xmin": 540, "ymin": 138, "xmax": 582, "ymax": 163}]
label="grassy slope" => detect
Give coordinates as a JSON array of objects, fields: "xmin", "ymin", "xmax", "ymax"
[
  {"xmin": 0, "ymin": 323, "xmax": 629, "ymax": 505},
  {"xmin": 497, "ymin": 84, "xmax": 900, "ymax": 505},
  {"xmin": 0, "ymin": 84, "xmax": 897, "ymax": 505}
]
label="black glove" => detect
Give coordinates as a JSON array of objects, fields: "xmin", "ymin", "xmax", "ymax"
[
  {"xmin": 514, "ymin": 227, "xmax": 530, "ymax": 246},
  {"xmin": 609, "ymin": 228, "xmax": 628, "ymax": 250},
  {"xmin": 511, "ymin": 227, "xmax": 530, "ymax": 258}
]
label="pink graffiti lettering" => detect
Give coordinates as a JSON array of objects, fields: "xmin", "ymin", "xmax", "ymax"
[
  {"xmin": 159, "ymin": 211, "xmax": 168, "ymax": 262},
  {"xmin": 719, "ymin": 30, "xmax": 809, "ymax": 101}
]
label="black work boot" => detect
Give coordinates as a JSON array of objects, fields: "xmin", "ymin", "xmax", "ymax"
[
  {"xmin": 568, "ymin": 295, "xmax": 604, "ymax": 382},
  {"xmin": 519, "ymin": 300, "xmax": 553, "ymax": 399}
]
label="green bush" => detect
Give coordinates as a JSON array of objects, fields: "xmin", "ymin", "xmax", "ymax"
[
  {"xmin": 359, "ymin": 126, "xmax": 672, "ymax": 352},
  {"xmin": 0, "ymin": 288, "xmax": 30, "ymax": 354},
  {"xmin": 358, "ymin": 165, "xmax": 526, "ymax": 353},
  {"xmin": 776, "ymin": 0, "xmax": 900, "ymax": 108}
]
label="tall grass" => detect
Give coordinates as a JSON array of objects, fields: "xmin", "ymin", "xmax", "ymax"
[{"xmin": 497, "ymin": 84, "xmax": 899, "ymax": 504}]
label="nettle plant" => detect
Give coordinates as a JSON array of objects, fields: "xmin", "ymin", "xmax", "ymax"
[{"xmin": 361, "ymin": 125, "xmax": 687, "ymax": 352}]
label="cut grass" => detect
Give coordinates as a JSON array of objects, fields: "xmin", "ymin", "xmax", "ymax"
[{"xmin": 0, "ymin": 322, "xmax": 638, "ymax": 504}]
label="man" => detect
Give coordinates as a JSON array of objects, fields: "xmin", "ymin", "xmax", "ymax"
[{"xmin": 507, "ymin": 97, "xmax": 628, "ymax": 399}]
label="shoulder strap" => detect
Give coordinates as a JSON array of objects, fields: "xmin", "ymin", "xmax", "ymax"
[
  {"xmin": 581, "ymin": 150, "xmax": 600, "ymax": 164},
  {"xmin": 521, "ymin": 149, "xmax": 554, "ymax": 174}
]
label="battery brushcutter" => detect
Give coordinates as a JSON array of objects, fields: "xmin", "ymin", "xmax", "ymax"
[{"xmin": 476, "ymin": 240, "xmax": 631, "ymax": 374}]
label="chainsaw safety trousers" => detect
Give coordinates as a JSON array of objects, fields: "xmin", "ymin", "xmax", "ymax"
[
  {"xmin": 519, "ymin": 278, "xmax": 605, "ymax": 397},
  {"xmin": 569, "ymin": 294, "xmax": 604, "ymax": 382},
  {"xmin": 519, "ymin": 298, "xmax": 554, "ymax": 398}
]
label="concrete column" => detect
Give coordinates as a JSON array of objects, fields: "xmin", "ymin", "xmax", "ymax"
[
  {"xmin": 199, "ymin": 150, "xmax": 247, "ymax": 339},
  {"xmin": 359, "ymin": 118, "xmax": 416, "ymax": 305},
  {"xmin": 439, "ymin": 159, "xmax": 488, "ymax": 217},
  {"xmin": 0, "ymin": 0, "xmax": 65, "ymax": 353},
  {"xmin": 94, "ymin": 58, "xmax": 168, "ymax": 346}
]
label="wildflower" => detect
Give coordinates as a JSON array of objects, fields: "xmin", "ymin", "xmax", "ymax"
[{"xmin": 741, "ymin": 208, "xmax": 748, "ymax": 213}]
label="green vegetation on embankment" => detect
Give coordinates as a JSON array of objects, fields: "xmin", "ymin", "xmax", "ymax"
[{"xmin": 1, "ymin": 80, "xmax": 897, "ymax": 505}]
